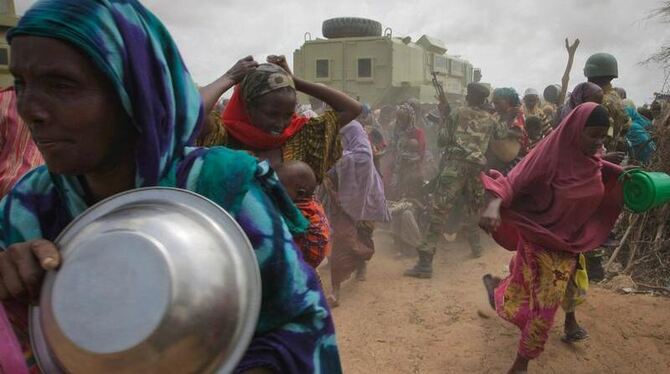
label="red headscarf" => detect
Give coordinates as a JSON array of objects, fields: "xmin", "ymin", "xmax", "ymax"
[
  {"xmin": 221, "ymin": 85, "xmax": 310, "ymax": 150},
  {"xmin": 481, "ymin": 102, "xmax": 623, "ymax": 254}
]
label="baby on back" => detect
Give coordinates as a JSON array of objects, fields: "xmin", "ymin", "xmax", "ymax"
[
  {"xmin": 276, "ymin": 161, "xmax": 331, "ymax": 269},
  {"xmin": 276, "ymin": 160, "xmax": 318, "ymax": 201}
]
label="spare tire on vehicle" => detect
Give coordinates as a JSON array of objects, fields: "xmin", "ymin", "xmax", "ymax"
[{"xmin": 322, "ymin": 17, "xmax": 382, "ymax": 39}]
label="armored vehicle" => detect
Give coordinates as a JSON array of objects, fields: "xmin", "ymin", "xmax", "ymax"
[{"xmin": 293, "ymin": 17, "xmax": 481, "ymax": 107}]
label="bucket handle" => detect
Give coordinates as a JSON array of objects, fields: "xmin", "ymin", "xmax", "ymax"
[
  {"xmin": 617, "ymin": 167, "xmax": 642, "ymax": 183},
  {"xmin": 384, "ymin": 27, "xmax": 392, "ymax": 38},
  {"xmin": 304, "ymin": 32, "xmax": 312, "ymax": 42}
]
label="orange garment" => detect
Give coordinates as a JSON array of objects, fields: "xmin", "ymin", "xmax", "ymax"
[{"xmin": 294, "ymin": 197, "xmax": 331, "ymax": 268}]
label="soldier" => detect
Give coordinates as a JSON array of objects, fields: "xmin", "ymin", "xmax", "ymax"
[
  {"xmin": 584, "ymin": 53, "xmax": 631, "ymax": 152},
  {"xmin": 574, "ymin": 53, "xmax": 631, "ymax": 282},
  {"xmin": 404, "ymin": 83, "xmax": 507, "ymax": 278}
]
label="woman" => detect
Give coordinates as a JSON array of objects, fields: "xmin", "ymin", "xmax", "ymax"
[
  {"xmin": 0, "ymin": 87, "xmax": 43, "ymax": 197},
  {"xmin": 488, "ymin": 88, "xmax": 527, "ymax": 174},
  {"xmin": 391, "ymin": 103, "xmax": 426, "ymax": 159},
  {"xmin": 199, "ymin": 56, "xmax": 361, "ymax": 182},
  {"xmin": 557, "ymin": 82, "xmax": 603, "ymax": 124},
  {"xmin": 322, "ymin": 121, "xmax": 390, "ymax": 307},
  {"xmin": 624, "ymin": 104, "xmax": 656, "ymax": 164},
  {"xmin": 389, "ymin": 138, "xmax": 426, "ymax": 259},
  {"xmin": 480, "ymin": 103, "xmax": 624, "ymax": 374},
  {"xmin": 386, "ymin": 103, "xmax": 426, "ymax": 199},
  {"xmin": 0, "ymin": 1, "xmax": 340, "ymax": 373},
  {"xmin": 492, "ymin": 87, "xmax": 527, "ymax": 146}
]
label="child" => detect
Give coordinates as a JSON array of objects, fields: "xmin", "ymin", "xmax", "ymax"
[
  {"xmin": 525, "ymin": 115, "xmax": 545, "ymax": 151},
  {"xmin": 276, "ymin": 161, "xmax": 331, "ymax": 269}
]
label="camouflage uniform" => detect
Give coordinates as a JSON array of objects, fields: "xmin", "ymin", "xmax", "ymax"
[
  {"xmin": 601, "ymin": 84, "xmax": 631, "ymax": 151},
  {"xmin": 419, "ymin": 105, "xmax": 507, "ymax": 257}
]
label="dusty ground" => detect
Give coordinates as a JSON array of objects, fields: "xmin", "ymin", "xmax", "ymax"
[{"xmin": 319, "ymin": 231, "xmax": 670, "ymax": 374}]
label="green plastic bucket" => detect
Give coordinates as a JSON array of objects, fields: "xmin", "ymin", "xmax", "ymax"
[{"xmin": 621, "ymin": 169, "xmax": 670, "ymax": 213}]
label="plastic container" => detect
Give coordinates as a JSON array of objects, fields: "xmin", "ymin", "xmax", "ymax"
[{"xmin": 620, "ymin": 169, "xmax": 670, "ymax": 213}]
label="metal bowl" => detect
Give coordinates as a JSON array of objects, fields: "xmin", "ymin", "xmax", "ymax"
[{"xmin": 30, "ymin": 187, "xmax": 261, "ymax": 374}]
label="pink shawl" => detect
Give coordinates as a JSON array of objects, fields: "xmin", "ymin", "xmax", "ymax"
[
  {"xmin": 0, "ymin": 87, "xmax": 43, "ymax": 197},
  {"xmin": 481, "ymin": 102, "xmax": 623, "ymax": 254},
  {"xmin": 0, "ymin": 303, "xmax": 29, "ymax": 373}
]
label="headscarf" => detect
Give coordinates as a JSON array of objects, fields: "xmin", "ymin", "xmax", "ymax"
[
  {"xmin": 558, "ymin": 82, "xmax": 602, "ymax": 124},
  {"xmin": 8, "ymin": 0, "xmax": 203, "ymax": 187},
  {"xmin": 481, "ymin": 102, "xmax": 624, "ymax": 254},
  {"xmin": 493, "ymin": 87, "xmax": 521, "ymax": 107},
  {"xmin": 241, "ymin": 63, "xmax": 295, "ymax": 103},
  {"xmin": 221, "ymin": 64, "xmax": 309, "ymax": 150},
  {"xmin": 523, "ymin": 88, "xmax": 539, "ymax": 97},
  {"xmin": 333, "ymin": 121, "xmax": 390, "ymax": 222},
  {"xmin": 625, "ymin": 106, "xmax": 656, "ymax": 163},
  {"xmin": 395, "ymin": 103, "xmax": 416, "ymax": 128}
]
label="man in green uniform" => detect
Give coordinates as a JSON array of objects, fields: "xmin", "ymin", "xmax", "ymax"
[
  {"xmin": 404, "ymin": 83, "xmax": 507, "ymax": 278},
  {"xmin": 582, "ymin": 53, "xmax": 630, "ymax": 281},
  {"xmin": 584, "ymin": 52, "xmax": 631, "ymax": 152}
]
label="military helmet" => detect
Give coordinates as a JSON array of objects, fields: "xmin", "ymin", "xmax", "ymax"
[{"xmin": 584, "ymin": 53, "xmax": 618, "ymax": 78}]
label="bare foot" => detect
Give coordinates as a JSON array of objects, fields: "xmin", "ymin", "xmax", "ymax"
[
  {"xmin": 355, "ymin": 262, "xmax": 367, "ymax": 281},
  {"xmin": 328, "ymin": 286, "xmax": 341, "ymax": 308},
  {"xmin": 507, "ymin": 354, "xmax": 529, "ymax": 374},
  {"xmin": 327, "ymin": 294, "xmax": 340, "ymax": 308}
]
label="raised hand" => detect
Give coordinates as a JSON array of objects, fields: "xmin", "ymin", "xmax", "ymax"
[
  {"xmin": 565, "ymin": 38, "xmax": 580, "ymax": 56},
  {"xmin": 267, "ymin": 55, "xmax": 293, "ymax": 76},
  {"xmin": 224, "ymin": 55, "xmax": 259, "ymax": 84}
]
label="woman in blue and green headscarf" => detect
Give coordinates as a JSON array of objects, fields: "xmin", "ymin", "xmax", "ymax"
[
  {"xmin": 0, "ymin": 0, "xmax": 341, "ymax": 373},
  {"xmin": 624, "ymin": 103, "xmax": 656, "ymax": 164}
]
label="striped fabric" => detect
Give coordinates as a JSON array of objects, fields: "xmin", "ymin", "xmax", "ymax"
[
  {"xmin": 0, "ymin": 87, "xmax": 43, "ymax": 197},
  {"xmin": 522, "ymin": 104, "xmax": 553, "ymax": 137}
]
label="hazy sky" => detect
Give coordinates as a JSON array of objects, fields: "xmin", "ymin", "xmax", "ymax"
[{"xmin": 15, "ymin": 0, "xmax": 670, "ymax": 104}]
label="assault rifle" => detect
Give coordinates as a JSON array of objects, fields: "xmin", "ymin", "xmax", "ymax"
[
  {"xmin": 430, "ymin": 71, "xmax": 451, "ymax": 119},
  {"xmin": 431, "ymin": 71, "xmax": 454, "ymax": 171}
]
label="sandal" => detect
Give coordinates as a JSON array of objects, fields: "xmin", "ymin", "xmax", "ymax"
[{"xmin": 562, "ymin": 326, "xmax": 590, "ymax": 343}]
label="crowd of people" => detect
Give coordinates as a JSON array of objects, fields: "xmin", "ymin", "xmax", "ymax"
[{"xmin": 0, "ymin": 1, "xmax": 666, "ymax": 373}]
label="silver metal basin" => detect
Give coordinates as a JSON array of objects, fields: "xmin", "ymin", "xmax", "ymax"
[{"xmin": 30, "ymin": 187, "xmax": 261, "ymax": 374}]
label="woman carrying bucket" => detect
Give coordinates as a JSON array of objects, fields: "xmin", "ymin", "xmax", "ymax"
[{"xmin": 479, "ymin": 103, "xmax": 625, "ymax": 374}]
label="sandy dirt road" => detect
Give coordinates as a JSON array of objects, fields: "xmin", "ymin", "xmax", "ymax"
[{"xmin": 319, "ymin": 231, "xmax": 670, "ymax": 374}]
